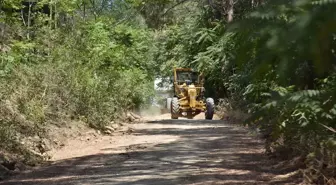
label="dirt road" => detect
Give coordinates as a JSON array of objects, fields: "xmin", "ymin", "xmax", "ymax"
[{"xmin": 0, "ymin": 114, "xmax": 301, "ymax": 185}]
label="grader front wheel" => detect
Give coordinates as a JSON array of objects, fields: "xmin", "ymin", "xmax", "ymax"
[
  {"xmin": 205, "ymin": 98, "xmax": 214, "ymax": 120},
  {"xmin": 171, "ymin": 98, "xmax": 179, "ymax": 119},
  {"xmin": 187, "ymin": 112, "xmax": 194, "ymax": 119}
]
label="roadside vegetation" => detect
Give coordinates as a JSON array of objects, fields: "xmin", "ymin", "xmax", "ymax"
[
  {"xmin": 1, "ymin": 0, "xmax": 335, "ymax": 184},
  {"xmin": 0, "ymin": 0, "xmax": 156, "ymax": 173}
]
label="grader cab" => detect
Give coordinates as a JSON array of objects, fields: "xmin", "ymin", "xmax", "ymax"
[{"xmin": 168, "ymin": 68, "xmax": 214, "ymax": 120}]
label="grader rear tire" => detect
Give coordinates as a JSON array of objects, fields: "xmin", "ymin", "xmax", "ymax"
[
  {"xmin": 171, "ymin": 98, "xmax": 179, "ymax": 119},
  {"xmin": 205, "ymin": 98, "xmax": 214, "ymax": 120}
]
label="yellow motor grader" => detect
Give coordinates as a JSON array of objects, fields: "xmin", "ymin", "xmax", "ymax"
[{"xmin": 168, "ymin": 68, "xmax": 214, "ymax": 120}]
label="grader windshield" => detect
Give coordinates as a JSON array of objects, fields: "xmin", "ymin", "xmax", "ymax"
[{"xmin": 176, "ymin": 71, "xmax": 199, "ymax": 85}]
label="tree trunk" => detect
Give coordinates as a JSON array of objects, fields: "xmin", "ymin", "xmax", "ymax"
[
  {"xmin": 54, "ymin": 2, "xmax": 57, "ymax": 29},
  {"xmin": 49, "ymin": 2, "xmax": 53, "ymax": 29},
  {"xmin": 226, "ymin": 0, "xmax": 234, "ymax": 22},
  {"xmin": 27, "ymin": 2, "xmax": 32, "ymax": 39},
  {"xmin": 83, "ymin": 2, "xmax": 86, "ymax": 20},
  {"xmin": 90, "ymin": 0, "xmax": 97, "ymax": 20}
]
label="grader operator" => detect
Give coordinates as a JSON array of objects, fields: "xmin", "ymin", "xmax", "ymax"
[{"xmin": 168, "ymin": 68, "xmax": 214, "ymax": 120}]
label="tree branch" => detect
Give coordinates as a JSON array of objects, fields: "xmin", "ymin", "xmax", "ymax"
[
  {"xmin": 320, "ymin": 123, "xmax": 336, "ymax": 133},
  {"xmin": 161, "ymin": 0, "xmax": 191, "ymax": 17}
]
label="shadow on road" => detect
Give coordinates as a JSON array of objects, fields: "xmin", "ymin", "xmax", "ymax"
[
  {"xmin": 0, "ymin": 119, "xmax": 301, "ymax": 185},
  {"xmin": 147, "ymin": 119, "xmax": 224, "ymax": 124}
]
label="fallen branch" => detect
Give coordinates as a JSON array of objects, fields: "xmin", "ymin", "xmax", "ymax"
[{"xmin": 319, "ymin": 123, "xmax": 336, "ymax": 133}]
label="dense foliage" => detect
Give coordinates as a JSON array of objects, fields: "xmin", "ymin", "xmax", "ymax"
[
  {"xmin": 1, "ymin": 0, "xmax": 335, "ymax": 184},
  {"xmin": 152, "ymin": 0, "xmax": 336, "ymax": 184},
  {"xmin": 0, "ymin": 0, "xmax": 156, "ymax": 160}
]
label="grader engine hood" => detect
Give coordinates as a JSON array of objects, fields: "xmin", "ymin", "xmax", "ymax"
[{"xmin": 188, "ymin": 85, "xmax": 197, "ymax": 108}]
